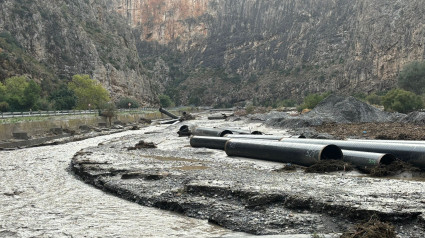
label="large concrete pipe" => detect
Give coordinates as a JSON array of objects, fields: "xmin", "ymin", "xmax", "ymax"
[
  {"xmin": 159, "ymin": 107, "xmax": 180, "ymax": 119},
  {"xmin": 280, "ymin": 138, "xmax": 425, "ymax": 168},
  {"xmin": 225, "ymin": 140, "xmax": 342, "ymax": 167},
  {"xmin": 192, "ymin": 127, "xmax": 233, "ymax": 137},
  {"xmin": 190, "ymin": 136, "xmax": 230, "ymax": 150}
]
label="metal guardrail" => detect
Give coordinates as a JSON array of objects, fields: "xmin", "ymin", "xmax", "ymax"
[{"xmin": 0, "ymin": 108, "xmax": 158, "ymax": 119}]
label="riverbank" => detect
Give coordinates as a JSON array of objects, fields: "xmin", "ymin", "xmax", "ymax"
[{"xmin": 71, "ymin": 112, "xmax": 425, "ymax": 237}]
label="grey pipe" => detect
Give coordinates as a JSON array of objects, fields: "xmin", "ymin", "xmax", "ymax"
[
  {"xmin": 341, "ymin": 150, "xmax": 396, "ymax": 168},
  {"xmin": 347, "ymin": 139, "xmax": 425, "ymax": 145},
  {"xmin": 225, "ymin": 140, "xmax": 342, "ymax": 166},
  {"xmin": 225, "ymin": 134, "xmax": 285, "ymax": 140},
  {"xmin": 178, "ymin": 124, "xmax": 196, "ymax": 136},
  {"xmin": 190, "ymin": 136, "xmax": 230, "ymax": 150},
  {"xmin": 192, "ymin": 127, "xmax": 233, "ymax": 137},
  {"xmin": 159, "ymin": 107, "xmax": 179, "ymax": 119},
  {"xmin": 280, "ymin": 138, "xmax": 425, "ymax": 168}
]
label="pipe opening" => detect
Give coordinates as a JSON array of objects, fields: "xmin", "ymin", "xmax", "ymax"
[
  {"xmin": 251, "ymin": 131, "xmax": 263, "ymax": 135},
  {"xmin": 220, "ymin": 130, "xmax": 233, "ymax": 137},
  {"xmin": 320, "ymin": 145, "xmax": 343, "ymax": 160},
  {"xmin": 179, "ymin": 125, "xmax": 189, "ymax": 131},
  {"xmin": 379, "ymin": 154, "xmax": 397, "ymax": 165}
]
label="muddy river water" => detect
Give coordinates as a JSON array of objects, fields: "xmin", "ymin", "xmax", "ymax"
[{"xmin": 0, "ymin": 129, "xmax": 242, "ymax": 237}]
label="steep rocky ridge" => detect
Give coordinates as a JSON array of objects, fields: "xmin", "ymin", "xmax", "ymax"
[
  {"xmin": 115, "ymin": 0, "xmax": 425, "ymax": 106},
  {"xmin": 1, "ymin": 0, "xmax": 425, "ymax": 107},
  {"xmin": 0, "ymin": 0, "xmax": 155, "ymax": 104}
]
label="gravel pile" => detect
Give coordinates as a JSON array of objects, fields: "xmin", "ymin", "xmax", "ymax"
[
  {"xmin": 400, "ymin": 111, "xmax": 425, "ymax": 125},
  {"xmin": 265, "ymin": 95, "xmax": 404, "ymax": 128}
]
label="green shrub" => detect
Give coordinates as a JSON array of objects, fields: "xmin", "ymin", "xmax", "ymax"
[
  {"xmin": 0, "ymin": 101, "xmax": 9, "ymax": 112},
  {"xmin": 382, "ymin": 89, "xmax": 423, "ymax": 113},
  {"xmin": 365, "ymin": 93, "xmax": 382, "ymax": 105},
  {"xmin": 398, "ymin": 61, "xmax": 425, "ymax": 95},
  {"xmin": 116, "ymin": 97, "xmax": 140, "ymax": 109},
  {"xmin": 159, "ymin": 94, "xmax": 174, "ymax": 108},
  {"xmin": 275, "ymin": 99, "xmax": 296, "ymax": 108},
  {"xmin": 297, "ymin": 92, "xmax": 331, "ymax": 111}
]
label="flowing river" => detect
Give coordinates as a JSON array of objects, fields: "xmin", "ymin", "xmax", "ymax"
[{"xmin": 0, "ymin": 129, "xmax": 240, "ymax": 237}]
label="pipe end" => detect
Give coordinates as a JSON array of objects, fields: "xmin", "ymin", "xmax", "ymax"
[
  {"xmin": 321, "ymin": 144, "xmax": 343, "ymax": 161},
  {"xmin": 379, "ymin": 154, "xmax": 397, "ymax": 165},
  {"xmin": 220, "ymin": 130, "xmax": 233, "ymax": 137}
]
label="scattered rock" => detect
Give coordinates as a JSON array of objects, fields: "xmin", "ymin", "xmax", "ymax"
[
  {"xmin": 127, "ymin": 140, "xmax": 157, "ymax": 150},
  {"xmin": 50, "ymin": 128, "xmax": 63, "ymax": 135},
  {"xmin": 79, "ymin": 125, "xmax": 91, "ymax": 131},
  {"xmin": 139, "ymin": 117, "xmax": 152, "ymax": 124},
  {"xmin": 130, "ymin": 125, "xmax": 140, "ymax": 130},
  {"xmin": 12, "ymin": 132, "xmax": 29, "ymax": 140}
]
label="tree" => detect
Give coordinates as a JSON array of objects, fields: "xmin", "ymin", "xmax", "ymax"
[
  {"xmin": 49, "ymin": 87, "xmax": 77, "ymax": 110},
  {"xmin": 0, "ymin": 81, "xmax": 6, "ymax": 102},
  {"xmin": 116, "ymin": 97, "xmax": 140, "ymax": 109},
  {"xmin": 5, "ymin": 76, "xmax": 28, "ymax": 111},
  {"xmin": 398, "ymin": 61, "xmax": 425, "ymax": 95},
  {"xmin": 159, "ymin": 94, "xmax": 174, "ymax": 108},
  {"xmin": 68, "ymin": 74, "xmax": 110, "ymax": 109},
  {"xmin": 382, "ymin": 89, "xmax": 423, "ymax": 113},
  {"xmin": 24, "ymin": 80, "xmax": 41, "ymax": 109}
]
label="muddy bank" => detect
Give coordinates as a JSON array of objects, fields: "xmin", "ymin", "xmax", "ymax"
[{"xmin": 71, "ymin": 115, "xmax": 425, "ymax": 237}]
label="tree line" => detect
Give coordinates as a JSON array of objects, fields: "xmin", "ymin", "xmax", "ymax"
[{"xmin": 0, "ymin": 74, "xmax": 139, "ymax": 112}]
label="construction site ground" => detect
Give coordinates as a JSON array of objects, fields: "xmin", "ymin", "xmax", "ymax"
[{"xmin": 71, "ymin": 111, "xmax": 425, "ymax": 237}]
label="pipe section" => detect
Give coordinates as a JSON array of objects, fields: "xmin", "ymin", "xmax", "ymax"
[
  {"xmin": 280, "ymin": 138, "xmax": 425, "ymax": 168},
  {"xmin": 347, "ymin": 139, "xmax": 425, "ymax": 145},
  {"xmin": 341, "ymin": 150, "xmax": 396, "ymax": 167},
  {"xmin": 190, "ymin": 136, "xmax": 230, "ymax": 150},
  {"xmin": 192, "ymin": 127, "xmax": 233, "ymax": 137},
  {"xmin": 159, "ymin": 107, "xmax": 179, "ymax": 119},
  {"xmin": 225, "ymin": 134, "xmax": 285, "ymax": 140},
  {"xmin": 225, "ymin": 140, "xmax": 342, "ymax": 166}
]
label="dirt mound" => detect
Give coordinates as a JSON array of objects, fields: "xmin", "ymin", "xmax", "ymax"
[
  {"xmin": 308, "ymin": 95, "xmax": 396, "ymax": 123},
  {"xmin": 305, "ymin": 160, "xmax": 353, "ymax": 173},
  {"xmin": 370, "ymin": 160, "xmax": 421, "ymax": 177}
]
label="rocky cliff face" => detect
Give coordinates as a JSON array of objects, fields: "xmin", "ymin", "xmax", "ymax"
[
  {"xmin": 114, "ymin": 0, "xmax": 425, "ymax": 106},
  {"xmin": 0, "ymin": 0, "xmax": 155, "ymax": 104},
  {"xmin": 1, "ymin": 0, "xmax": 424, "ymax": 106}
]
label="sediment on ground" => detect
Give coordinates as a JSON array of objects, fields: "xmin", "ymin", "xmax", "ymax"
[{"xmin": 70, "ymin": 118, "xmax": 425, "ymax": 237}]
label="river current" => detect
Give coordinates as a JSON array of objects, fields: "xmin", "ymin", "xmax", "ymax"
[{"xmin": 0, "ymin": 128, "xmax": 239, "ymax": 237}]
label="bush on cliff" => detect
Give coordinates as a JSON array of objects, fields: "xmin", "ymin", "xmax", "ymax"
[{"xmin": 398, "ymin": 61, "xmax": 425, "ymax": 95}]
